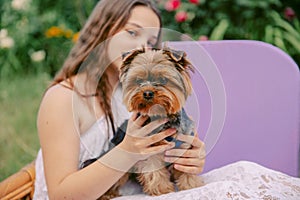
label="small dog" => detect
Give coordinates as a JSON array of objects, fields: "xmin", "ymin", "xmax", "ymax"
[
  {"xmin": 113, "ymin": 47, "xmax": 203, "ymax": 195},
  {"xmin": 81, "ymin": 47, "xmax": 203, "ymax": 199}
]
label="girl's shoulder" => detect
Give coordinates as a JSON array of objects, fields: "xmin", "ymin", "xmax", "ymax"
[
  {"xmin": 41, "ymin": 82, "xmax": 74, "ymax": 107},
  {"xmin": 41, "ymin": 80, "xmax": 105, "ymax": 133},
  {"xmin": 38, "ymin": 82, "xmax": 75, "ymax": 123}
]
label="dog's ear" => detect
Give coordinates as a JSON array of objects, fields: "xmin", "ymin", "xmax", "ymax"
[
  {"xmin": 168, "ymin": 49, "xmax": 185, "ymax": 62},
  {"xmin": 121, "ymin": 51, "xmax": 133, "ymax": 62},
  {"xmin": 121, "ymin": 48, "xmax": 146, "ymax": 65},
  {"xmin": 163, "ymin": 47, "xmax": 195, "ymax": 97},
  {"xmin": 163, "ymin": 48, "xmax": 194, "ymax": 74},
  {"xmin": 119, "ymin": 48, "xmax": 146, "ymax": 83}
]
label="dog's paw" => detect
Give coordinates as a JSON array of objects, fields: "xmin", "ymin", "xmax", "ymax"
[
  {"xmin": 176, "ymin": 174, "xmax": 204, "ymax": 191},
  {"xmin": 144, "ymin": 179, "xmax": 175, "ymax": 196},
  {"xmin": 138, "ymin": 168, "xmax": 176, "ymax": 196}
]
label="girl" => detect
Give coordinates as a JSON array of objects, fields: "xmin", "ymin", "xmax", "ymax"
[{"xmin": 33, "ymin": 0, "xmax": 205, "ymax": 199}]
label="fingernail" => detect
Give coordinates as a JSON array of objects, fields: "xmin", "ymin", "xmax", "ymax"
[
  {"xmin": 169, "ymin": 128, "xmax": 176, "ymax": 133},
  {"xmin": 169, "ymin": 142, "xmax": 175, "ymax": 148},
  {"xmin": 164, "ymin": 118, "xmax": 169, "ymax": 123}
]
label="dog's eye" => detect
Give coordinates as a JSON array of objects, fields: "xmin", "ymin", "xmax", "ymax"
[
  {"xmin": 136, "ymin": 78, "xmax": 143, "ymax": 85},
  {"xmin": 158, "ymin": 77, "xmax": 168, "ymax": 85}
]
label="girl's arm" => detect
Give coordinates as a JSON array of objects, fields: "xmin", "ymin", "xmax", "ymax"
[{"xmin": 38, "ymin": 85, "xmax": 174, "ymax": 200}]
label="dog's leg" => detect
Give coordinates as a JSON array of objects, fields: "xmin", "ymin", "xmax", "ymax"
[
  {"xmin": 138, "ymin": 168, "xmax": 175, "ymax": 195},
  {"xmin": 135, "ymin": 155, "xmax": 175, "ymax": 196},
  {"xmin": 172, "ymin": 168, "xmax": 204, "ymax": 191}
]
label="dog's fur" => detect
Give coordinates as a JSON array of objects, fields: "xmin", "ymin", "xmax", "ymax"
[{"xmin": 81, "ymin": 47, "xmax": 203, "ymax": 199}]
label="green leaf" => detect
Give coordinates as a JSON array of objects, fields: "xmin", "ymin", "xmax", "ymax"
[
  {"xmin": 283, "ymin": 32, "xmax": 300, "ymax": 53},
  {"xmin": 273, "ymin": 28, "xmax": 287, "ymax": 52},
  {"xmin": 209, "ymin": 19, "xmax": 229, "ymax": 40},
  {"xmin": 264, "ymin": 25, "xmax": 274, "ymax": 44},
  {"xmin": 270, "ymin": 11, "xmax": 300, "ymax": 40}
]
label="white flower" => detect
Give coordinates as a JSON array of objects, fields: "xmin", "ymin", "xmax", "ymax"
[
  {"xmin": 0, "ymin": 37, "xmax": 15, "ymax": 49},
  {"xmin": 30, "ymin": 50, "xmax": 46, "ymax": 62},
  {"xmin": 11, "ymin": 0, "xmax": 30, "ymax": 11},
  {"xmin": 0, "ymin": 29, "xmax": 8, "ymax": 39},
  {"xmin": 0, "ymin": 29, "xmax": 15, "ymax": 49}
]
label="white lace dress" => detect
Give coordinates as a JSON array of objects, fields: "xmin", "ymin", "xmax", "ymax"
[{"xmin": 115, "ymin": 161, "xmax": 300, "ymax": 200}]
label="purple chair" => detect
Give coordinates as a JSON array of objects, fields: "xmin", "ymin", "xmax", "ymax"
[{"xmin": 169, "ymin": 40, "xmax": 300, "ymax": 177}]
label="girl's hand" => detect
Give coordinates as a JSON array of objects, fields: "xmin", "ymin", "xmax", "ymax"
[
  {"xmin": 164, "ymin": 133, "xmax": 206, "ymax": 174},
  {"xmin": 118, "ymin": 112, "xmax": 176, "ymax": 161}
]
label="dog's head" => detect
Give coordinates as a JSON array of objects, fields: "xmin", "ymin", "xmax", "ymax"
[{"xmin": 119, "ymin": 47, "xmax": 194, "ymax": 116}]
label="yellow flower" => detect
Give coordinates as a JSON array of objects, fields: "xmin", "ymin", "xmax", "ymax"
[
  {"xmin": 64, "ymin": 29, "xmax": 73, "ymax": 38},
  {"xmin": 45, "ymin": 26, "xmax": 64, "ymax": 38},
  {"xmin": 72, "ymin": 32, "xmax": 80, "ymax": 43}
]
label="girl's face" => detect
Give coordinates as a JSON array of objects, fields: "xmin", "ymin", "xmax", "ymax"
[{"xmin": 107, "ymin": 5, "xmax": 160, "ymax": 71}]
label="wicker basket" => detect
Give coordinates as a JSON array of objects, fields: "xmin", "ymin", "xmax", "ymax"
[{"xmin": 0, "ymin": 161, "xmax": 35, "ymax": 200}]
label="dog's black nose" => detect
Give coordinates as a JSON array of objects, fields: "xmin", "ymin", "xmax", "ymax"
[{"xmin": 143, "ymin": 90, "xmax": 154, "ymax": 100}]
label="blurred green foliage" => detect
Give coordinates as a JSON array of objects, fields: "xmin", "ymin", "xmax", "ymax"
[
  {"xmin": 159, "ymin": 0, "xmax": 300, "ymax": 67},
  {"xmin": 0, "ymin": 0, "xmax": 97, "ymax": 77},
  {"xmin": 0, "ymin": 0, "xmax": 299, "ymax": 79},
  {"xmin": 0, "ymin": 73, "xmax": 50, "ymax": 180}
]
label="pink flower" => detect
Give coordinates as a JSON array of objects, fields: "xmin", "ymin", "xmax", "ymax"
[
  {"xmin": 189, "ymin": 0, "xmax": 200, "ymax": 5},
  {"xmin": 284, "ymin": 7, "xmax": 296, "ymax": 21},
  {"xmin": 175, "ymin": 11, "xmax": 188, "ymax": 22},
  {"xmin": 164, "ymin": 0, "xmax": 181, "ymax": 12},
  {"xmin": 198, "ymin": 35, "xmax": 208, "ymax": 41}
]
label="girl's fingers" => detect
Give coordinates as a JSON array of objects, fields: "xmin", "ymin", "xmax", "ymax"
[
  {"xmin": 165, "ymin": 148, "xmax": 200, "ymax": 158},
  {"xmin": 140, "ymin": 118, "xmax": 168, "ymax": 137},
  {"xmin": 176, "ymin": 134, "xmax": 204, "ymax": 148},
  {"xmin": 148, "ymin": 128, "xmax": 176, "ymax": 145},
  {"xmin": 135, "ymin": 115, "xmax": 149, "ymax": 127},
  {"xmin": 142, "ymin": 142, "xmax": 175, "ymax": 156},
  {"xmin": 165, "ymin": 146, "xmax": 206, "ymax": 160},
  {"xmin": 173, "ymin": 164, "xmax": 204, "ymax": 174},
  {"xmin": 130, "ymin": 112, "xmax": 139, "ymax": 121},
  {"xmin": 164, "ymin": 157, "xmax": 205, "ymax": 167}
]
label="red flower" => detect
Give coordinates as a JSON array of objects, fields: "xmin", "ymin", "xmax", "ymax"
[
  {"xmin": 198, "ymin": 35, "xmax": 208, "ymax": 41},
  {"xmin": 175, "ymin": 11, "xmax": 188, "ymax": 22},
  {"xmin": 189, "ymin": 0, "xmax": 200, "ymax": 5},
  {"xmin": 164, "ymin": 0, "xmax": 181, "ymax": 12},
  {"xmin": 284, "ymin": 7, "xmax": 296, "ymax": 21}
]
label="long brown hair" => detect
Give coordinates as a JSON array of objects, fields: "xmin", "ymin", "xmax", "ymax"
[{"xmin": 51, "ymin": 0, "xmax": 162, "ymax": 134}]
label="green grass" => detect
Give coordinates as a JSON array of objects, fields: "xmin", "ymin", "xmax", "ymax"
[{"xmin": 0, "ymin": 73, "xmax": 51, "ymax": 181}]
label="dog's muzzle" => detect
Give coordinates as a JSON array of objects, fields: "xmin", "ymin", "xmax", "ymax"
[{"xmin": 143, "ymin": 90, "xmax": 154, "ymax": 100}]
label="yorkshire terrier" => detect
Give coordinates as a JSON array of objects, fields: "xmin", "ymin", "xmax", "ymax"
[{"xmin": 81, "ymin": 47, "xmax": 203, "ymax": 199}]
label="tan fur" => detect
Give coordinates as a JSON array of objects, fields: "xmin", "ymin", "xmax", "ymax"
[
  {"xmin": 173, "ymin": 169, "xmax": 204, "ymax": 191},
  {"xmin": 120, "ymin": 49, "xmax": 193, "ymax": 116},
  {"xmin": 108, "ymin": 48, "xmax": 203, "ymax": 197},
  {"xmin": 98, "ymin": 173, "xmax": 129, "ymax": 200}
]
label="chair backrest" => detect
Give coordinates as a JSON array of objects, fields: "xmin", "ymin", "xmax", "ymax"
[{"xmin": 169, "ymin": 40, "xmax": 300, "ymax": 177}]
